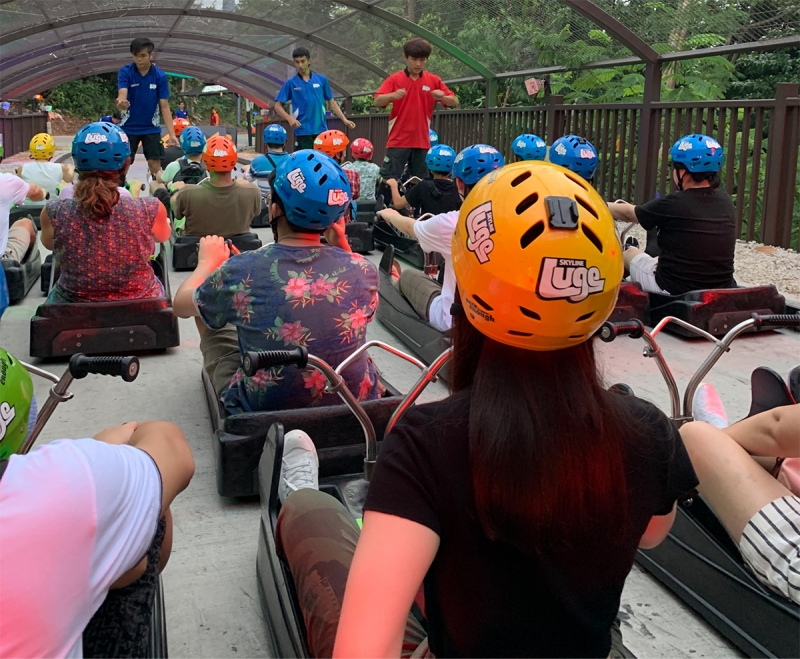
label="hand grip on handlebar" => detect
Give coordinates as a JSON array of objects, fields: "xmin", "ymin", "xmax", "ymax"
[
  {"xmin": 751, "ymin": 313, "xmax": 800, "ymax": 331},
  {"xmin": 598, "ymin": 319, "xmax": 645, "ymax": 343},
  {"xmin": 69, "ymin": 354, "xmax": 140, "ymax": 382},
  {"xmin": 243, "ymin": 347, "xmax": 308, "ymax": 376}
]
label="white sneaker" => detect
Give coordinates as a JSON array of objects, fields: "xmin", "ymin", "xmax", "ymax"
[
  {"xmin": 692, "ymin": 382, "xmax": 729, "ymax": 428},
  {"xmin": 279, "ymin": 429, "xmax": 319, "ymax": 502}
]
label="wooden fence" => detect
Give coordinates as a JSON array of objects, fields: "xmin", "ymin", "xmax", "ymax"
[
  {"xmin": 0, "ymin": 112, "xmax": 48, "ymax": 160},
  {"xmin": 256, "ymin": 82, "xmax": 799, "ymax": 249}
]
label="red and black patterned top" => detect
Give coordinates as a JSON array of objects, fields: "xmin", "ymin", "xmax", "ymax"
[{"xmin": 45, "ymin": 197, "xmax": 164, "ymax": 302}]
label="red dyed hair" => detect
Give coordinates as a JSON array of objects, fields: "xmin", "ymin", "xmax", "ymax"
[{"xmin": 74, "ymin": 160, "xmax": 130, "ymax": 218}]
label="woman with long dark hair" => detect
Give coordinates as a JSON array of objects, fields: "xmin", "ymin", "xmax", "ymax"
[
  {"xmin": 40, "ymin": 122, "xmax": 171, "ymax": 303},
  {"xmin": 275, "ymin": 161, "xmax": 698, "ymax": 657}
]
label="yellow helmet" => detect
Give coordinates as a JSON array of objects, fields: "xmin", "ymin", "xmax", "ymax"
[
  {"xmin": 29, "ymin": 133, "xmax": 56, "ymax": 161},
  {"xmin": 451, "ymin": 161, "xmax": 623, "ymax": 351}
]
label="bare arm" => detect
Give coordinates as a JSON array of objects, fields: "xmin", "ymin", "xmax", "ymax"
[
  {"xmin": 159, "ymin": 99, "xmax": 178, "ymax": 146},
  {"xmin": 432, "ymin": 90, "xmax": 459, "ymax": 108},
  {"xmin": 639, "ymin": 504, "xmax": 677, "ymax": 549},
  {"xmin": 607, "ymin": 201, "xmax": 639, "ymax": 224},
  {"xmin": 386, "ymin": 179, "xmax": 408, "ymax": 209},
  {"xmin": 116, "ymin": 87, "xmax": 130, "ymax": 111},
  {"xmin": 60, "ymin": 163, "xmax": 75, "ymax": 185},
  {"xmin": 151, "ymin": 201, "xmax": 172, "ymax": 243},
  {"xmin": 374, "ymin": 88, "xmax": 405, "ymax": 109},
  {"xmin": 334, "ymin": 511, "xmax": 439, "ymax": 658},
  {"xmin": 39, "ymin": 206, "xmax": 54, "ymax": 250},
  {"xmin": 273, "ymin": 101, "xmax": 299, "ymax": 128},
  {"xmin": 173, "ymin": 236, "xmax": 230, "ymax": 318},
  {"xmin": 328, "ymin": 99, "xmax": 355, "ymax": 129},
  {"xmin": 723, "ymin": 405, "xmax": 800, "ymax": 458},
  {"xmin": 377, "ymin": 207, "xmax": 416, "ymax": 238}
]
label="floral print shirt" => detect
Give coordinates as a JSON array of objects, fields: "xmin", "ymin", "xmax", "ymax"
[
  {"xmin": 195, "ymin": 243, "xmax": 381, "ymax": 415},
  {"xmin": 344, "ymin": 160, "xmax": 381, "ymax": 202}
]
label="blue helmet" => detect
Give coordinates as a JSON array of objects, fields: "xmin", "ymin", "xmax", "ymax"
[
  {"xmin": 72, "ymin": 122, "xmax": 131, "ymax": 171},
  {"xmin": 452, "ymin": 144, "xmax": 504, "ymax": 186},
  {"xmin": 272, "ymin": 150, "xmax": 352, "ymax": 230},
  {"xmin": 670, "ymin": 134, "xmax": 723, "ymax": 173},
  {"xmin": 512, "ymin": 134, "xmax": 547, "ymax": 161},
  {"xmin": 550, "ymin": 135, "xmax": 598, "ymax": 180},
  {"xmin": 180, "ymin": 126, "xmax": 206, "ymax": 155},
  {"xmin": 425, "ymin": 144, "xmax": 456, "ymax": 174},
  {"xmin": 429, "ymin": 129, "xmax": 439, "ymax": 147},
  {"xmin": 264, "ymin": 124, "xmax": 288, "ymax": 146}
]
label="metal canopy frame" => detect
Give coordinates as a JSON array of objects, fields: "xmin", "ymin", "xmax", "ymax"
[{"xmin": 0, "ymin": 0, "xmax": 797, "ymax": 104}]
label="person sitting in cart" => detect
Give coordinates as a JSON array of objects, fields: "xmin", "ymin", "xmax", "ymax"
[
  {"xmin": 173, "ymin": 150, "xmax": 381, "ymax": 415},
  {"xmin": 376, "ymin": 144, "xmax": 503, "ymax": 332},
  {"xmin": 682, "ymin": 385, "xmax": 800, "ymax": 604},
  {"xmin": 271, "ymin": 160, "xmax": 698, "ymax": 658},
  {"xmin": 169, "ymin": 135, "xmax": 260, "ymax": 238},
  {"xmin": 0, "ymin": 348, "xmax": 195, "ymax": 657},
  {"xmin": 40, "ymin": 122, "xmax": 171, "ymax": 303},
  {"xmin": 384, "ymin": 143, "xmax": 462, "ymax": 217},
  {"xmin": 607, "ymin": 134, "xmax": 736, "ymax": 296},
  {"xmin": 245, "ymin": 123, "xmax": 290, "ymax": 202},
  {"xmin": 0, "ymin": 174, "xmax": 45, "ymax": 267},
  {"xmin": 343, "ymin": 138, "xmax": 380, "ymax": 203}
]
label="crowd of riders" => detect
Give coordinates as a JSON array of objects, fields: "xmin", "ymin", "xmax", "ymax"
[{"xmin": 0, "ymin": 33, "xmax": 797, "ymax": 659}]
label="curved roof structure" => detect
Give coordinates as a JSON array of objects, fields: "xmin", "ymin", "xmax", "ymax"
[{"xmin": 1, "ymin": 0, "xmax": 797, "ymax": 104}]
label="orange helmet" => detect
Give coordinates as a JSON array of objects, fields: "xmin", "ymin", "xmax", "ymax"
[
  {"xmin": 313, "ymin": 130, "xmax": 349, "ymax": 157},
  {"xmin": 202, "ymin": 135, "xmax": 237, "ymax": 172},
  {"xmin": 452, "ymin": 161, "xmax": 623, "ymax": 351},
  {"xmin": 173, "ymin": 117, "xmax": 190, "ymax": 136}
]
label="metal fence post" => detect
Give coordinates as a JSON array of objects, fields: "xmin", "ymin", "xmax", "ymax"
[
  {"xmin": 483, "ymin": 78, "xmax": 497, "ymax": 144},
  {"xmin": 762, "ymin": 82, "xmax": 799, "ymax": 248},
  {"xmin": 546, "ymin": 95, "xmax": 565, "ymax": 145},
  {"xmin": 634, "ymin": 61, "xmax": 662, "ymax": 204}
]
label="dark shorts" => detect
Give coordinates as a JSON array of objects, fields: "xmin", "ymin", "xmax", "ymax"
[
  {"xmin": 294, "ymin": 134, "xmax": 318, "ymax": 151},
  {"xmin": 127, "ymin": 132, "xmax": 165, "ymax": 162},
  {"xmin": 380, "ymin": 148, "xmax": 428, "ymax": 180}
]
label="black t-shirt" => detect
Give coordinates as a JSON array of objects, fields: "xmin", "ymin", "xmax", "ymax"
[
  {"xmin": 364, "ymin": 391, "xmax": 697, "ymax": 658},
  {"xmin": 405, "ymin": 178, "xmax": 462, "ymax": 217},
  {"xmin": 634, "ymin": 188, "xmax": 736, "ymax": 295}
]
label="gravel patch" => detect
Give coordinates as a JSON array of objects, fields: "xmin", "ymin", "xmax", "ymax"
[{"xmin": 617, "ymin": 222, "xmax": 800, "ymax": 301}]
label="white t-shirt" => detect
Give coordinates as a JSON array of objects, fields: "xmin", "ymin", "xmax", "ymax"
[
  {"xmin": 20, "ymin": 161, "xmax": 63, "ymax": 197},
  {"xmin": 0, "ymin": 438, "xmax": 162, "ymax": 658},
  {"xmin": 414, "ymin": 209, "xmax": 458, "ymax": 332},
  {"xmin": 58, "ymin": 184, "xmax": 131, "ymax": 201},
  {"xmin": 0, "ymin": 173, "xmax": 31, "ymax": 255}
]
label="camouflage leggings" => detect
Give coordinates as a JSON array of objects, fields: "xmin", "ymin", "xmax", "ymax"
[{"xmin": 276, "ymin": 488, "xmax": 428, "ymax": 658}]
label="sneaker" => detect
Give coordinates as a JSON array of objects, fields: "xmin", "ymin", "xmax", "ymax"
[
  {"xmin": 279, "ymin": 429, "xmax": 319, "ymax": 503},
  {"xmin": 624, "ymin": 236, "xmax": 639, "ymax": 251},
  {"xmin": 692, "ymin": 382, "xmax": 729, "ymax": 428}
]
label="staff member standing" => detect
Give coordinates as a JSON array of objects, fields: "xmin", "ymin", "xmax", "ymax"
[
  {"xmin": 374, "ymin": 38, "xmax": 459, "ymax": 180},
  {"xmin": 274, "ymin": 47, "xmax": 354, "ymax": 151},
  {"xmin": 116, "ymin": 37, "xmax": 178, "ymax": 179}
]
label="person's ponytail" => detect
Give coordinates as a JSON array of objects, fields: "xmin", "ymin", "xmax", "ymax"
[{"xmin": 74, "ymin": 159, "xmax": 129, "ymax": 219}]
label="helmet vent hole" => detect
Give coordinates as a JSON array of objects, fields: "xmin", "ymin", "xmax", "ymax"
[
  {"xmin": 520, "ymin": 221, "xmax": 544, "ymax": 249},
  {"xmin": 314, "ymin": 163, "xmax": 322, "ymax": 172},
  {"xmin": 576, "ymin": 311, "xmax": 595, "ymax": 322},
  {"xmin": 319, "ymin": 174, "xmax": 328, "ymax": 185},
  {"xmin": 472, "ymin": 294, "xmax": 493, "ymax": 311},
  {"xmin": 511, "ymin": 171, "xmax": 531, "ymax": 187},
  {"xmin": 563, "ymin": 172, "xmax": 588, "ymax": 190},
  {"xmin": 519, "ymin": 306, "xmax": 541, "ymax": 320},
  {"xmin": 515, "ymin": 193, "xmax": 539, "ymax": 215},
  {"xmin": 508, "ymin": 330, "xmax": 533, "ymax": 337},
  {"xmin": 581, "ymin": 224, "xmax": 604, "ymax": 254},
  {"xmin": 569, "ymin": 334, "xmax": 585, "ymax": 340},
  {"xmin": 575, "ymin": 195, "xmax": 598, "ymax": 219}
]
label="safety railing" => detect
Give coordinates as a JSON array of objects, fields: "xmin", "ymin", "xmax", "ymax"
[{"xmin": 255, "ymin": 83, "xmax": 798, "ymax": 250}]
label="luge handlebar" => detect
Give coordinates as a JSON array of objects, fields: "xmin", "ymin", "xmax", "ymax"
[
  {"xmin": 243, "ymin": 347, "xmax": 308, "ymax": 376},
  {"xmin": 599, "ymin": 319, "xmax": 644, "ymax": 342},
  {"xmin": 69, "ymin": 355, "xmax": 139, "ymax": 382}
]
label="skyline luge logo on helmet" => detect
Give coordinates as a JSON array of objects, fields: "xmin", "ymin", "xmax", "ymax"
[
  {"xmin": 288, "ymin": 168, "xmax": 306, "ymax": 193},
  {"xmin": 84, "ymin": 133, "xmax": 108, "ymax": 144},
  {"xmin": 327, "ymin": 189, "xmax": 349, "ymax": 205},
  {"xmin": 537, "ymin": 257, "xmax": 605, "ymax": 303},
  {"xmin": 465, "ymin": 201, "xmax": 495, "ymax": 264},
  {"xmin": 0, "ymin": 401, "xmax": 16, "ymax": 442}
]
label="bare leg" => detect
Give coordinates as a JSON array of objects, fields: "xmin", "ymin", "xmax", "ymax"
[
  {"xmin": 147, "ymin": 158, "xmax": 162, "ymax": 178},
  {"xmin": 680, "ymin": 421, "xmax": 790, "ymax": 542},
  {"xmin": 623, "ymin": 246, "xmax": 644, "ymax": 270}
]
